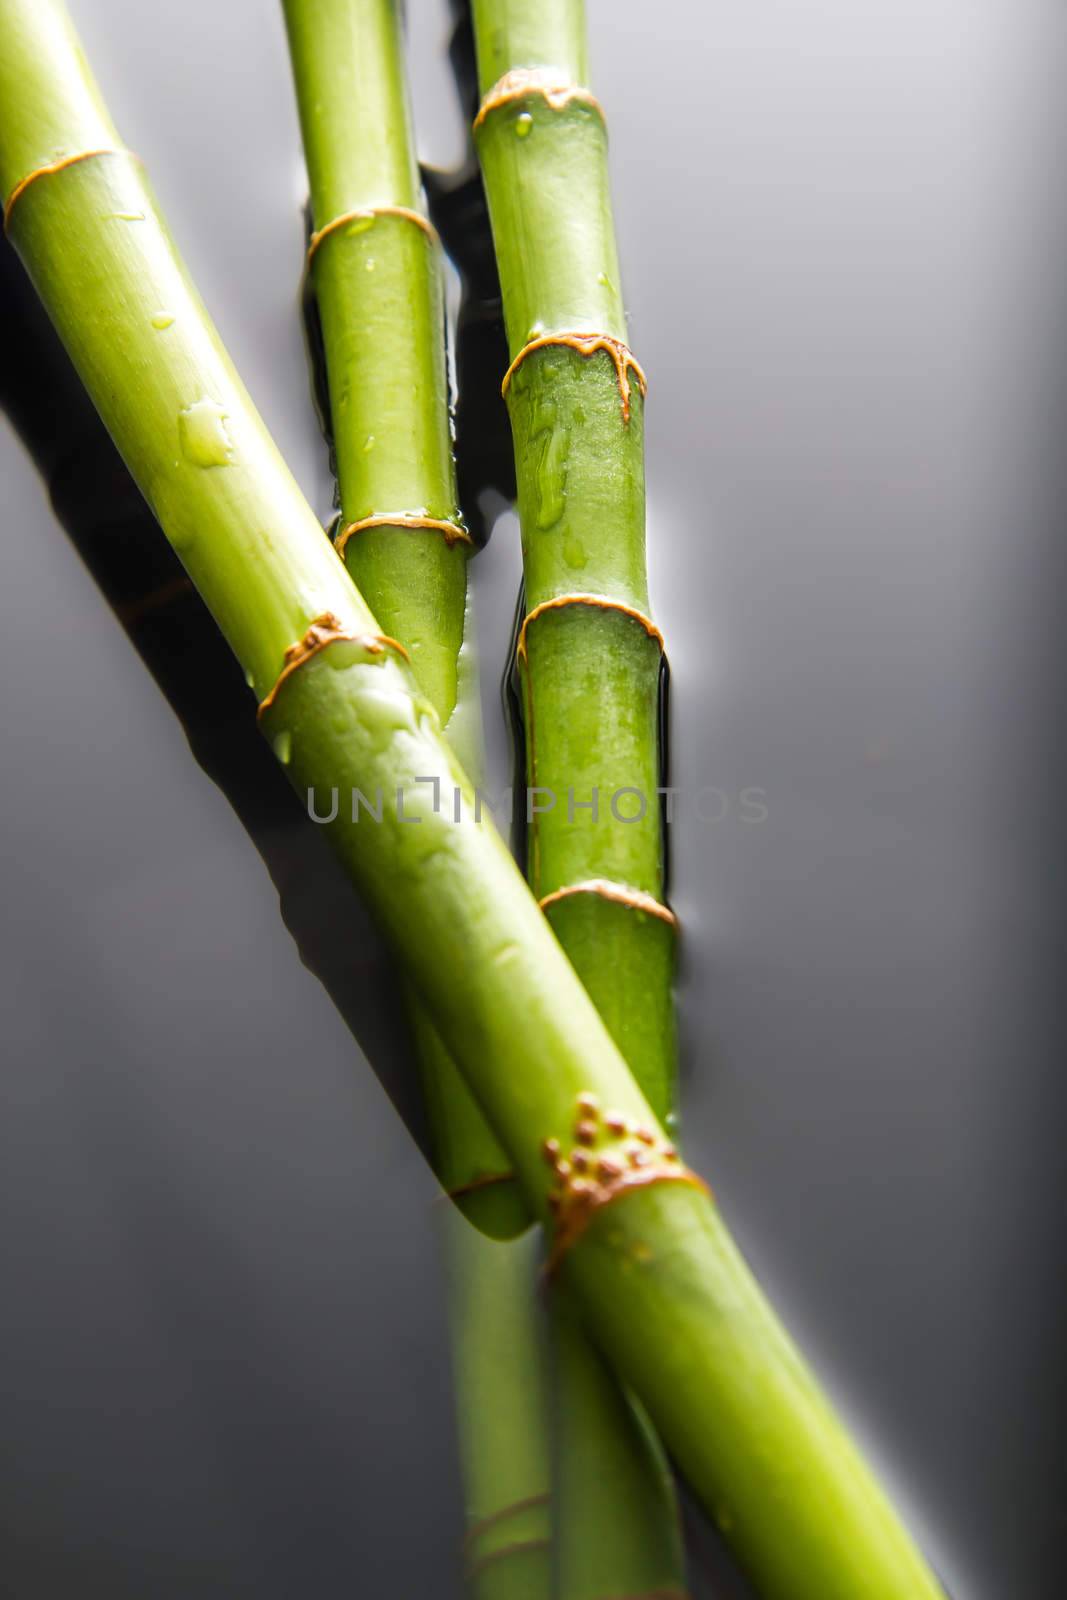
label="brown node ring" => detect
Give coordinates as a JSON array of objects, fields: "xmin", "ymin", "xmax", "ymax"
[
  {"xmin": 472, "ymin": 67, "xmax": 606, "ymax": 133},
  {"xmin": 539, "ymin": 879, "xmax": 677, "ymax": 929},
  {"xmin": 256, "ymin": 611, "xmax": 409, "ymax": 724},
  {"xmin": 547, "ymin": 1164, "xmax": 709, "ymax": 1274},
  {"xmin": 465, "ymin": 1538, "xmax": 552, "ymax": 1584},
  {"xmin": 335, "ymin": 513, "xmax": 472, "ymax": 558},
  {"xmin": 463, "ymin": 1493, "xmax": 550, "ymax": 1552},
  {"xmin": 516, "ymin": 593, "xmax": 664, "ymax": 662},
  {"xmin": 444, "ymin": 1171, "xmax": 517, "ymax": 1204},
  {"xmin": 501, "ymin": 332, "xmax": 646, "ymax": 424},
  {"xmin": 3, "ymin": 148, "xmax": 137, "ymax": 231},
  {"xmin": 307, "ymin": 204, "xmax": 439, "ymax": 265},
  {"xmin": 541, "ymin": 1095, "xmax": 710, "ymax": 1276}
]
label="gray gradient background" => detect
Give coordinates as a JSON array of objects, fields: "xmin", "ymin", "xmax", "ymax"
[{"xmin": 1, "ymin": 1, "xmax": 1063, "ymax": 1595}]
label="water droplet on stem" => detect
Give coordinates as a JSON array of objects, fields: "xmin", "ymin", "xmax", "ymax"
[{"xmin": 178, "ymin": 399, "xmax": 233, "ymax": 468}]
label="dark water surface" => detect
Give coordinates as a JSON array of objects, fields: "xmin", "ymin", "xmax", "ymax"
[{"xmin": 1, "ymin": 2, "xmax": 1063, "ymax": 1595}]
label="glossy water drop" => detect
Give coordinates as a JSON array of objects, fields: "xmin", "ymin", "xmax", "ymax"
[
  {"xmin": 563, "ymin": 536, "xmax": 587, "ymax": 570},
  {"xmin": 347, "ymin": 215, "xmax": 376, "ymax": 236},
  {"xmin": 272, "ymin": 730, "xmax": 292, "ymax": 765},
  {"xmin": 151, "ymin": 312, "xmax": 174, "ymax": 330},
  {"xmin": 244, "ymin": 666, "xmax": 255, "ymax": 689},
  {"xmin": 536, "ymin": 428, "xmax": 568, "ymax": 529},
  {"xmin": 363, "ymin": 434, "xmax": 375, "ymax": 453},
  {"xmin": 178, "ymin": 399, "xmax": 232, "ymax": 468},
  {"xmin": 364, "ymin": 257, "xmax": 376, "ymax": 272},
  {"xmin": 515, "ymin": 113, "xmax": 533, "ymax": 138},
  {"xmin": 357, "ymin": 686, "xmax": 419, "ymax": 752}
]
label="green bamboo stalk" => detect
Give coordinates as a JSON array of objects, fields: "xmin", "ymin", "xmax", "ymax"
[
  {"xmin": 282, "ymin": 8, "xmax": 680, "ymax": 1591},
  {"xmin": 468, "ymin": 3, "xmax": 949, "ymax": 1597},
  {"xmin": 283, "ymin": 0, "xmax": 523, "ymax": 1243},
  {"xmin": 471, "ymin": 1, "xmax": 674, "ymax": 1122},
  {"xmin": 282, "ymin": 8, "xmax": 549, "ymax": 1593},
  {"xmin": 465, "ymin": 1, "xmax": 685, "ymax": 1589},
  {"xmin": 0, "ymin": 6, "xmax": 948, "ymax": 1595}
]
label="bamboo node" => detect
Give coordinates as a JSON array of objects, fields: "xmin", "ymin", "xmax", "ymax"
[
  {"xmin": 443, "ymin": 1171, "xmax": 517, "ymax": 1203},
  {"xmin": 539, "ymin": 879, "xmax": 677, "ymax": 928},
  {"xmin": 543, "ymin": 1097, "xmax": 708, "ymax": 1274},
  {"xmin": 3, "ymin": 148, "xmax": 138, "ymax": 230},
  {"xmin": 335, "ymin": 513, "xmax": 472, "ymax": 558},
  {"xmin": 465, "ymin": 1538, "xmax": 552, "ymax": 1583},
  {"xmin": 501, "ymin": 332, "xmax": 646, "ymax": 423},
  {"xmin": 463, "ymin": 1493, "xmax": 550, "ymax": 1551},
  {"xmin": 307, "ymin": 204, "xmax": 439, "ymax": 265},
  {"xmin": 257, "ymin": 612, "xmax": 409, "ymax": 723},
  {"xmin": 473, "ymin": 67, "xmax": 605, "ymax": 133},
  {"xmin": 516, "ymin": 593, "xmax": 663, "ymax": 661}
]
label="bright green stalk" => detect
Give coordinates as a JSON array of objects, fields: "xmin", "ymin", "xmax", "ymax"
[
  {"xmin": 282, "ymin": 8, "xmax": 679, "ymax": 1591},
  {"xmin": 284, "ymin": 3, "xmax": 687, "ymax": 1587},
  {"xmin": 285, "ymin": 5, "xmax": 688, "ymax": 1592},
  {"xmin": 1, "ymin": 6, "xmax": 947, "ymax": 1595},
  {"xmin": 471, "ymin": 0, "xmax": 673, "ymax": 1127},
  {"xmin": 283, "ymin": 0, "xmax": 522, "ymax": 1242},
  {"xmin": 282, "ymin": 6, "xmax": 548, "ymax": 1592},
  {"xmin": 469, "ymin": 2, "xmax": 949, "ymax": 1597},
  {"xmin": 471, "ymin": 0, "xmax": 685, "ymax": 1591}
]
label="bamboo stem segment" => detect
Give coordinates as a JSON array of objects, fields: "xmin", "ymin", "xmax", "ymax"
[
  {"xmin": 470, "ymin": 1, "xmax": 687, "ymax": 1592},
  {"xmin": 284, "ymin": 0, "xmax": 522, "ymax": 1235},
  {"xmin": 470, "ymin": 2, "xmax": 949, "ymax": 1597},
  {"xmin": 281, "ymin": 9, "xmax": 552, "ymax": 1598}
]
